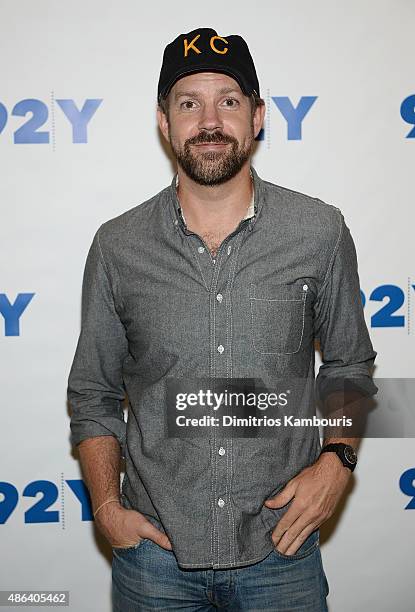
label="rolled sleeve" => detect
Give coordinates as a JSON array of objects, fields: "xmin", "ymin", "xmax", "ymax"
[
  {"xmin": 314, "ymin": 211, "xmax": 378, "ymax": 403},
  {"xmin": 67, "ymin": 226, "xmax": 129, "ymax": 455}
]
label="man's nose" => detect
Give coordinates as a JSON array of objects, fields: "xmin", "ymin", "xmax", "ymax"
[{"xmin": 198, "ymin": 102, "xmax": 223, "ymax": 131}]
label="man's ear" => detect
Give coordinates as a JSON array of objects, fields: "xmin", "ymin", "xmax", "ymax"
[
  {"xmin": 157, "ymin": 107, "xmax": 170, "ymax": 143},
  {"xmin": 253, "ymin": 103, "xmax": 266, "ymax": 140}
]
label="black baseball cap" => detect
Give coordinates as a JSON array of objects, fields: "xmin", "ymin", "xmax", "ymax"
[{"xmin": 157, "ymin": 27, "xmax": 260, "ymax": 102}]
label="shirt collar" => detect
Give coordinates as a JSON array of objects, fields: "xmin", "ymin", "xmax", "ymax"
[{"xmin": 169, "ymin": 165, "xmax": 264, "ymax": 233}]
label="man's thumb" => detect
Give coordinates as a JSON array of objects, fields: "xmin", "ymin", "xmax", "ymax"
[
  {"xmin": 147, "ymin": 526, "xmax": 173, "ymax": 550},
  {"xmin": 264, "ymin": 484, "xmax": 294, "ymax": 508}
]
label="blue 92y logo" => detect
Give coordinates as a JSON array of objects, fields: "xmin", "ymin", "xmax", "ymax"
[
  {"xmin": 399, "ymin": 469, "xmax": 415, "ymax": 509},
  {"xmin": 255, "ymin": 93, "xmax": 415, "ymax": 141},
  {"xmin": 360, "ymin": 284, "xmax": 415, "ymax": 328},
  {"xmin": 0, "ymin": 479, "xmax": 93, "ymax": 524},
  {"xmin": 0, "ymin": 98, "xmax": 102, "ymax": 143},
  {"xmin": 400, "ymin": 94, "xmax": 415, "ymax": 138}
]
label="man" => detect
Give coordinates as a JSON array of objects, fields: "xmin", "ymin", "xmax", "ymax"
[{"xmin": 68, "ymin": 27, "xmax": 377, "ymax": 611}]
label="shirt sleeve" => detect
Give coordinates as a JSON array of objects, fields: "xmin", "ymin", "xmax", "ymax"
[
  {"xmin": 314, "ymin": 210, "xmax": 378, "ymax": 403},
  {"xmin": 67, "ymin": 226, "xmax": 129, "ymax": 456}
]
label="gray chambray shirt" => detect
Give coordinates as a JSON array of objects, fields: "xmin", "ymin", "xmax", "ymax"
[{"xmin": 67, "ymin": 164, "xmax": 377, "ymax": 569}]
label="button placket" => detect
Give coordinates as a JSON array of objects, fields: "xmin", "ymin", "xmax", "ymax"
[
  {"xmin": 208, "ymin": 230, "xmax": 247, "ymax": 568},
  {"xmin": 208, "ymin": 241, "xmax": 231, "ymax": 567},
  {"xmin": 220, "ymin": 230, "xmax": 247, "ymax": 568}
]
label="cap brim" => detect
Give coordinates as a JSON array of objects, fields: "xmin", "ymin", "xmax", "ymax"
[{"xmin": 159, "ymin": 64, "xmax": 252, "ymax": 100}]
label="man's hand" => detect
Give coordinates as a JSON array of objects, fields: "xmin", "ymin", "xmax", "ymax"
[
  {"xmin": 94, "ymin": 501, "xmax": 173, "ymax": 551},
  {"xmin": 263, "ymin": 452, "xmax": 351, "ymax": 555}
]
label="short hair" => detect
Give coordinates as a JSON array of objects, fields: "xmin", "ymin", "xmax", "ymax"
[{"xmin": 158, "ymin": 89, "xmax": 265, "ymax": 121}]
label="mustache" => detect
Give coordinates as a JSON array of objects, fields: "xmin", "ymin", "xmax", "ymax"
[{"xmin": 186, "ymin": 132, "xmax": 236, "ymax": 145}]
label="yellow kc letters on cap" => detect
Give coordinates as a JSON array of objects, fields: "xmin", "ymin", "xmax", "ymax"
[{"xmin": 183, "ymin": 34, "xmax": 229, "ymax": 57}]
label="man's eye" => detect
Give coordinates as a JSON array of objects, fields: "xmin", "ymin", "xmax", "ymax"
[
  {"xmin": 223, "ymin": 98, "xmax": 239, "ymax": 107},
  {"xmin": 180, "ymin": 100, "xmax": 196, "ymax": 109}
]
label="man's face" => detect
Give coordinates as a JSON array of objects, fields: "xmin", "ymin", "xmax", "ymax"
[{"xmin": 157, "ymin": 72, "xmax": 264, "ymax": 186}]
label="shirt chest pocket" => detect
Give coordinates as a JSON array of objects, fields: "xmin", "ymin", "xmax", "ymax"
[{"xmin": 249, "ymin": 281, "xmax": 309, "ymax": 355}]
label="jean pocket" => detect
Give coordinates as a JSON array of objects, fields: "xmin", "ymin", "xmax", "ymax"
[
  {"xmin": 249, "ymin": 282, "xmax": 308, "ymax": 355},
  {"xmin": 112, "ymin": 537, "xmax": 148, "ymax": 553},
  {"xmin": 272, "ymin": 528, "xmax": 319, "ymax": 560}
]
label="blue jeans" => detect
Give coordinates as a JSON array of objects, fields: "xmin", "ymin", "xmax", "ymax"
[{"xmin": 111, "ymin": 528, "xmax": 329, "ymax": 611}]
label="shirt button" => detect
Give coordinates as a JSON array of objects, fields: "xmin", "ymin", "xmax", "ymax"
[
  {"xmin": 218, "ymin": 447, "xmax": 225, "ymax": 456},
  {"xmin": 216, "ymin": 293, "xmax": 223, "ymax": 303},
  {"xmin": 218, "ymin": 498, "xmax": 225, "ymax": 508},
  {"xmin": 227, "ymin": 245, "xmax": 232, "ymax": 255},
  {"xmin": 198, "ymin": 246, "xmax": 205, "ymax": 253},
  {"xmin": 217, "ymin": 345, "xmax": 224, "ymax": 354},
  {"xmin": 303, "ymin": 284, "xmax": 308, "ymax": 291}
]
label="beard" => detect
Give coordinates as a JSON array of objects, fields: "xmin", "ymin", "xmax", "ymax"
[{"xmin": 168, "ymin": 123, "xmax": 255, "ymax": 186}]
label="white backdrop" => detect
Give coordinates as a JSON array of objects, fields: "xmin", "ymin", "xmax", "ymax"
[{"xmin": 1, "ymin": 1, "xmax": 414, "ymax": 610}]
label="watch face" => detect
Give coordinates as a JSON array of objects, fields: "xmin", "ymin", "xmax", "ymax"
[{"xmin": 344, "ymin": 446, "xmax": 357, "ymax": 465}]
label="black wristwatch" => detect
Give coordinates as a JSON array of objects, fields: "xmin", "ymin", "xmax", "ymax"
[{"xmin": 319, "ymin": 443, "xmax": 357, "ymax": 472}]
